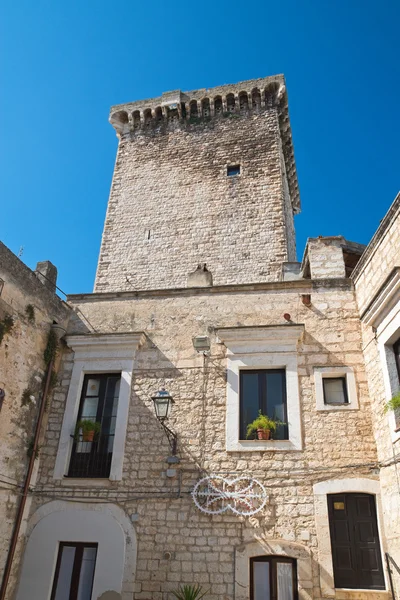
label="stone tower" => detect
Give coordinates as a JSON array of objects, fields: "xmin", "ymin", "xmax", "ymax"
[{"xmin": 95, "ymin": 74, "xmax": 300, "ymax": 292}]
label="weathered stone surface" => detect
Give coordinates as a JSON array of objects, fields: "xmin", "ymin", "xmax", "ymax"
[
  {"xmin": 0, "ymin": 242, "xmax": 70, "ymax": 594},
  {"xmin": 95, "ymin": 77, "xmax": 299, "ymax": 293}
]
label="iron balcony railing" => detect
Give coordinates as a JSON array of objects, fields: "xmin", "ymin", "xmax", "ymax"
[
  {"xmin": 68, "ymin": 433, "xmax": 114, "ymax": 478},
  {"xmin": 386, "ymin": 553, "xmax": 400, "ymax": 599}
]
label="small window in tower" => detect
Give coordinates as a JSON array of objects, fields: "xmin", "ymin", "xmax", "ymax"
[{"xmin": 227, "ymin": 165, "xmax": 240, "ymax": 177}]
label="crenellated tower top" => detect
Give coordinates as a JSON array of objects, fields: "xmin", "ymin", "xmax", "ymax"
[{"xmin": 109, "ymin": 74, "xmax": 300, "ymax": 213}]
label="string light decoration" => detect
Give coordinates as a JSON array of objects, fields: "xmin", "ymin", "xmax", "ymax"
[{"xmin": 192, "ymin": 475, "xmax": 267, "ymax": 516}]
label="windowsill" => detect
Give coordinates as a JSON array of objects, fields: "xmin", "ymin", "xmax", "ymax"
[
  {"xmin": 335, "ymin": 589, "xmax": 388, "ymax": 597},
  {"xmin": 227, "ymin": 439, "xmax": 301, "ymax": 452},
  {"xmin": 316, "ymin": 403, "xmax": 358, "ymax": 412},
  {"xmin": 59, "ymin": 477, "xmax": 114, "ymax": 487}
]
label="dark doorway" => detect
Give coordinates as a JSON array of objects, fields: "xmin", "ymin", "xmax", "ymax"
[{"xmin": 328, "ymin": 493, "xmax": 385, "ymax": 589}]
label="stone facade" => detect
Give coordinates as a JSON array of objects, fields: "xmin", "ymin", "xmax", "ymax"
[
  {"xmin": 0, "ymin": 242, "xmax": 70, "ymax": 592},
  {"xmin": 352, "ymin": 193, "xmax": 400, "ymax": 590},
  {"xmin": 16, "ymin": 266, "xmax": 383, "ymax": 600},
  {"xmin": 3, "ymin": 75, "xmax": 400, "ymax": 600},
  {"xmin": 95, "ymin": 75, "xmax": 300, "ymax": 293}
]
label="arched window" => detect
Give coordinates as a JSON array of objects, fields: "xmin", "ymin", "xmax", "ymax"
[
  {"xmin": 132, "ymin": 111, "xmax": 141, "ymax": 129},
  {"xmin": 226, "ymin": 93, "xmax": 235, "ymax": 112},
  {"xmin": 201, "ymin": 98, "xmax": 210, "ymax": 117},
  {"xmin": 239, "ymin": 92, "xmax": 249, "ymax": 113},
  {"xmin": 144, "ymin": 109, "xmax": 152, "ymax": 127},
  {"xmin": 155, "ymin": 107, "xmax": 163, "ymax": 122},
  {"xmin": 251, "ymin": 89, "xmax": 261, "ymax": 110},
  {"xmin": 250, "ymin": 556, "xmax": 298, "ymax": 600},
  {"xmin": 190, "ymin": 101, "xmax": 198, "ymax": 118},
  {"xmin": 214, "ymin": 96, "xmax": 223, "ymax": 115}
]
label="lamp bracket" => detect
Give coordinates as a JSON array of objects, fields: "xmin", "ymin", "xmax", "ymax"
[{"xmin": 158, "ymin": 420, "xmax": 178, "ymax": 456}]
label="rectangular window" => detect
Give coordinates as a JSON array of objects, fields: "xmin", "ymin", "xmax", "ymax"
[
  {"xmin": 51, "ymin": 543, "xmax": 98, "ymax": 600},
  {"xmin": 239, "ymin": 370, "xmax": 288, "ymax": 440},
  {"xmin": 392, "ymin": 339, "xmax": 400, "ymax": 430},
  {"xmin": 227, "ymin": 165, "xmax": 240, "ymax": 177},
  {"xmin": 250, "ymin": 556, "xmax": 297, "ymax": 600},
  {"xmin": 323, "ymin": 377, "xmax": 348, "ymax": 405},
  {"xmin": 393, "ymin": 339, "xmax": 400, "ymax": 382},
  {"xmin": 68, "ymin": 374, "xmax": 120, "ymax": 478}
]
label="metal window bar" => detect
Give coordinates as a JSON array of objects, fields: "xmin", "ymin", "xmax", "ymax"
[{"xmin": 68, "ymin": 434, "xmax": 114, "ymax": 478}]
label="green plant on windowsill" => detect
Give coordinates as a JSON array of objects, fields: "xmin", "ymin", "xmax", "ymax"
[
  {"xmin": 171, "ymin": 584, "xmax": 208, "ymax": 600},
  {"xmin": 246, "ymin": 411, "xmax": 284, "ymax": 441},
  {"xmin": 384, "ymin": 392, "xmax": 400, "ymax": 413},
  {"xmin": 74, "ymin": 420, "xmax": 101, "ymax": 443}
]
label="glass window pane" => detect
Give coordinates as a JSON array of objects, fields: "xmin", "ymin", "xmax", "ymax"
[
  {"xmin": 324, "ymin": 378, "xmax": 347, "ymax": 404},
  {"xmin": 240, "ymin": 373, "xmax": 260, "ymax": 439},
  {"xmin": 253, "ymin": 561, "xmax": 270, "ymax": 600},
  {"xmin": 53, "ymin": 546, "xmax": 76, "ymax": 600},
  {"xmin": 86, "ymin": 379, "xmax": 100, "ymax": 396},
  {"xmin": 77, "ymin": 547, "xmax": 97, "ymax": 600},
  {"xmin": 81, "ymin": 397, "xmax": 99, "ymax": 419},
  {"xmin": 266, "ymin": 372, "xmax": 287, "ymax": 439},
  {"xmin": 277, "ymin": 562, "xmax": 293, "ymax": 600}
]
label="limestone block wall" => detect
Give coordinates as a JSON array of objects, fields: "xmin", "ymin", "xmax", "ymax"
[
  {"xmin": 0, "ymin": 242, "xmax": 70, "ymax": 591},
  {"xmin": 95, "ymin": 77, "xmax": 300, "ymax": 293},
  {"xmin": 26, "ymin": 280, "xmax": 383, "ymax": 600},
  {"xmin": 353, "ymin": 193, "xmax": 400, "ymax": 566}
]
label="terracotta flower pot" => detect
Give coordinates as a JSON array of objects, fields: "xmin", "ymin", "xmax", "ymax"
[
  {"xmin": 82, "ymin": 430, "xmax": 95, "ymax": 443},
  {"xmin": 257, "ymin": 428, "xmax": 271, "ymax": 440}
]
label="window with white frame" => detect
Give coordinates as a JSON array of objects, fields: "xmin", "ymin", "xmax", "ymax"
[
  {"xmin": 314, "ymin": 367, "xmax": 358, "ymax": 411},
  {"xmin": 53, "ymin": 333, "xmax": 144, "ymax": 482},
  {"xmin": 217, "ymin": 325, "xmax": 304, "ymax": 452},
  {"xmin": 68, "ymin": 374, "xmax": 121, "ymax": 478}
]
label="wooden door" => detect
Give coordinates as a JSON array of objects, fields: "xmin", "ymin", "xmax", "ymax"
[{"xmin": 328, "ymin": 493, "xmax": 385, "ymax": 590}]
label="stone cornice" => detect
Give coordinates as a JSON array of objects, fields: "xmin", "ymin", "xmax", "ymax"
[
  {"xmin": 360, "ymin": 267, "xmax": 400, "ymax": 326},
  {"xmin": 68, "ymin": 278, "xmax": 352, "ymax": 304},
  {"xmin": 216, "ymin": 324, "xmax": 305, "ymax": 354},
  {"xmin": 65, "ymin": 332, "xmax": 146, "ymax": 360}
]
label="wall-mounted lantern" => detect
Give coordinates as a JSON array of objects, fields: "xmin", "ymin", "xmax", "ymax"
[{"xmin": 151, "ymin": 388, "xmax": 178, "ymax": 457}]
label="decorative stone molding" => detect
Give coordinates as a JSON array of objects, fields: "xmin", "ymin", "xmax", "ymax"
[
  {"xmin": 361, "ymin": 267, "xmax": 400, "ymax": 327},
  {"xmin": 217, "ymin": 325, "xmax": 304, "ymax": 451},
  {"xmin": 234, "ymin": 538, "xmax": 312, "ymax": 600},
  {"xmin": 54, "ymin": 332, "xmax": 145, "ymax": 481},
  {"xmin": 16, "ymin": 501, "xmax": 136, "ymax": 600},
  {"xmin": 313, "ymin": 478, "xmax": 385, "ymax": 597}
]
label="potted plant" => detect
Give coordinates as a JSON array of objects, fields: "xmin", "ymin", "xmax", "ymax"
[
  {"xmin": 171, "ymin": 585, "xmax": 208, "ymax": 600},
  {"xmin": 246, "ymin": 411, "xmax": 282, "ymax": 440},
  {"xmin": 75, "ymin": 419, "xmax": 101, "ymax": 442},
  {"xmin": 384, "ymin": 391, "xmax": 400, "ymax": 413}
]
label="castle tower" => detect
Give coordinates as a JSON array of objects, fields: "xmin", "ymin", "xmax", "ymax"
[{"xmin": 95, "ymin": 75, "xmax": 300, "ymax": 292}]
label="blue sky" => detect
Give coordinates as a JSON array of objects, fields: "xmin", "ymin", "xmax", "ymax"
[{"xmin": 1, "ymin": 0, "xmax": 399, "ymax": 294}]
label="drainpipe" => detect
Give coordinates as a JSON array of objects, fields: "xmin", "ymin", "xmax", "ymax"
[{"xmin": 0, "ymin": 325, "xmax": 64, "ymax": 600}]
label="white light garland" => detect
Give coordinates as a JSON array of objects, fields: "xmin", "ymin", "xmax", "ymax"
[{"xmin": 192, "ymin": 475, "xmax": 267, "ymax": 516}]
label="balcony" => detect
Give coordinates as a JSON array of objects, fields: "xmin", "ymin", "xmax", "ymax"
[{"xmin": 68, "ymin": 434, "xmax": 114, "ymax": 478}]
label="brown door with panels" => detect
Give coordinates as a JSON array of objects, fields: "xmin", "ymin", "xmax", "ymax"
[{"xmin": 328, "ymin": 493, "xmax": 385, "ymax": 589}]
